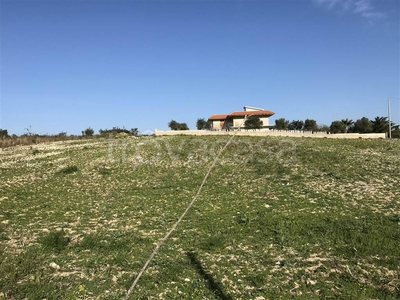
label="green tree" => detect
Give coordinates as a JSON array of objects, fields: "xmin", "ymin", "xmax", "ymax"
[
  {"xmin": 168, "ymin": 120, "xmax": 179, "ymax": 130},
  {"xmin": 341, "ymin": 118, "xmax": 354, "ymax": 133},
  {"xmin": 179, "ymin": 123, "xmax": 189, "ymax": 130},
  {"xmin": 83, "ymin": 127, "xmax": 94, "ymax": 136},
  {"xmin": 130, "ymin": 128, "xmax": 139, "ymax": 136},
  {"xmin": 304, "ymin": 119, "xmax": 318, "ymax": 132},
  {"xmin": 244, "ymin": 116, "xmax": 263, "ymax": 130},
  {"xmin": 168, "ymin": 120, "xmax": 189, "ymax": 130},
  {"xmin": 392, "ymin": 127, "xmax": 400, "ymax": 138},
  {"xmin": 0, "ymin": 129, "xmax": 9, "ymax": 139},
  {"xmin": 330, "ymin": 121, "xmax": 346, "ymax": 133},
  {"xmin": 370, "ymin": 116, "xmax": 400, "ymax": 134},
  {"xmin": 371, "ymin": 116, "xmax": 388, "ymax": 133},
  {"xmin": 318, "ymin": 124, "xmax": 330, "ymax": 133},
  {"xmin": 275, "ymin": 118, "xmax": 289, "ymax": 130},
  {"xmin": 196, "ymin": 118, "xmax": 212, "ymax": 130},
  {"xmin": 352, "ymin": 117, "xmax": 373, "ymax": 133},
  {"xmin": 288, "ymin": 120, "xmax": 304, "ymax": 130}
]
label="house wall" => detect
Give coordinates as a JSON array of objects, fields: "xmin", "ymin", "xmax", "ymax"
[
  {"xmin": 212, "ymin": 120, "xmax": 224, "ymax": 130},
  {"xmin": 233, "ymin": 118, "xmax": 245, "ymax": 128},
  {"xmin": 232, "ymin": 116, "xmax": 270, "ymax": 128},
  {"xmin": 260, "ymin": 117, "xmax": 269, "ymax": 127}
]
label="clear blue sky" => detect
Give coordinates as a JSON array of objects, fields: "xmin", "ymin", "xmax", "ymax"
[{"xmin": 1, "ymin": 0, "xmax": 399, "ymax": 135}]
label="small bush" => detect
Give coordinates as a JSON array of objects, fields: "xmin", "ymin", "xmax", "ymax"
[
  {"xmin": 83, "ymin": 127, "xmax": 94, "ymax": 137},
  {"xmin": 115, "ymin": 132, "xmax": 129, "ymax": 139},
  {"xmin": 32, "ymin": 149, "xmax": 40, "ymax": 155},
  {"xmin": 99, "ymin": 167, "xmax": 111, "ymax": 176},
  {"xmin": 0, "ymin": 129, "xmax": 9, "ymax": 138},
  {"xmin": 40, "ymin": 230, "xmax": 70, "ymax": 252},
  {"xmin": 57, "ymin": 165, "xmax": 78, "ymax": 175}
]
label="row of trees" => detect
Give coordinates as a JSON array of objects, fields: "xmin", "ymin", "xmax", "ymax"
[
  {"xmin": 170, "ymin": 117, "xmax": 265, "ymax": 131},
  {"xmin": 275, "ymin": 116, "xmax": 399, "ymax": 136},
  {"xmin": 0, "ymin": 126, "xmax": 140, "ymax": 138},
  {"xmin": 81, "ymin": 126, "xmax": 139, "ymax": 137},
  {"xmin": 275, "ymin": 118, "xmax": 318, "ymax": 131},
  {"xmin": 331, "ymin": 116, "xmax": 399, "ymax": 134},
  {"xmin": 170, "ymin": 116, "xmax": 399, "ymax": 137}
]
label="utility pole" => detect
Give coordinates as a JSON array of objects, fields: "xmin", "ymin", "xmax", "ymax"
[{"xmin": 388, "ymin": 97, "xmax": 391, "ymax": 139}]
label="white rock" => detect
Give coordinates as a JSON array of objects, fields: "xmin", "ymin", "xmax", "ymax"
[{"xmin": 49, "ymin": 262, "xmax": 60, "ymax": 270}]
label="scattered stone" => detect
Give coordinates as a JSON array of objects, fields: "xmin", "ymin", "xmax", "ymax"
[{"xmin": 49, "ymin": 262, "xmax": 60, "ymax": 270}]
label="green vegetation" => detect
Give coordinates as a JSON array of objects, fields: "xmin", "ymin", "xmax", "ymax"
[
  {"xmin": 83, "ymin": 127, "xmax": 95, "ymax": 137},
  {"xmin": 56, "ymin": 165, "xmax": 79, "ymax": 175},
  {"xmin": 99, "ymin": 126, "xmax": 138, "ymax": 137},
  {"xmin": 341, "ymin": 118, "xmax": 354, "ymax": 133},
  {"xmin": 352, "ymin": 117, "xmax": 374, "ymax": 133},
  {"xmin": 168, "ymin": 120, "xmax": 189, "ymax": 130},
  {"xmin": 272, "ymin": 116, "xmax": 399, "ymax": 136},
  {"xmin": 304, "ymin": 119, "xmax": 318, "ymax": 132},
  {"xmin": 196, "ymin": 118, "xmax": 212, "ymax": 130},
  {"xmin": 0, "ymin": 129, "xmax": 9, "ymax": 139},
  {"xmin": 330, "ymin": 120, "xmax": 346, "ymax": 133},
  {"xmin": 0, "ymin": 136, "xmax": 399, "ymax": 299},
  {"xmin": 288, "ymin": 120, "xmax": 304, "ymax": 130},
  {"xmin": 275, "ymin": 118, "xmax": 289, "ymax": 130},
  {"xmin": 244, "ymin": 116, "xmax": 263, "ymax": 130}
]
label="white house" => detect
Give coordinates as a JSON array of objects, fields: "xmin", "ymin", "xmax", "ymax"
[{"xmin": 208, "ymin": 106, "xmax": 275, "ymax": 130}]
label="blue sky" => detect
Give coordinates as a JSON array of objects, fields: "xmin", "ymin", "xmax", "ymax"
[{"xmin": 1, "ymin": 0, "xmax": 399, "ymax": 135}]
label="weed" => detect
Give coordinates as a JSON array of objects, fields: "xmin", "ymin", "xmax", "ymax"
[
  {"xmin": 57, "ymin": 165, "xmax": 78, "ymax": 175},
  {"xmin": 99, "ymin": 167, "xmax": 112, "ymax": 176},
  {"xmin": 32, "ymin": 149, "xmax": 40, "ymax": 155},
  {"xmin": 40, "ymin": 230, "xmax": 70, "ymax": 252}
]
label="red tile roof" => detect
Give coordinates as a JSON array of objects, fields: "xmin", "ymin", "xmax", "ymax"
[
  {"xmin": 209, "ymin": 114, "xmax": 229, "ymax": 120},
  {"xmin": 208, "ymin": 110, "xmax": 275, "ymax": 120}
]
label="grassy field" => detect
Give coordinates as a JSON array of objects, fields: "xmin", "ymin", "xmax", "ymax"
[{"xmin": 0, "ymin": 136, "xmax": 399, "ymax": 299}]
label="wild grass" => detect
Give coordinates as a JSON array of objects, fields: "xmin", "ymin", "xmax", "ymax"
[
  {"xmin": 0, "ymin": 134, "xmax": 91, "ymax": 149},
  {"xmin": 56, "ymin": 165, "xmax": 79, "ymax": 175},
  {"xmin": 0, "ymin": 136, "xmax": 399, "ymax": 299}
]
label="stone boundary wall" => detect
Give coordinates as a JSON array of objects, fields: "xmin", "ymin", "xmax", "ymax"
[{"xmin": 155, "ymin": 129, "xmax": 386, "ymax": 139}]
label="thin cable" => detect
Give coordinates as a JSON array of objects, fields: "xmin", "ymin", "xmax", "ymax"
[{"xmin": 125, "ymin": 117, "xmax": 251, "ymax": 299}]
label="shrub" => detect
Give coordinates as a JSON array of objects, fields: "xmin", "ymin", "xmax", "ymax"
[
  {"xmin": 99, "ymin": 127, "xmax": 135, "ymax": 137},
  {"xmin": 83, "ymin": 127, "xmax": 94, "ymax": 137},
  {"xmin": 32, "ymin": 149, "xmax": 41, "ymax": 155},
  {"xmin": 57, "ymin": 165, "xmax": 78, "ymax": 175},
  {"xmin": 115, "ymin": 132, "xmax": 129, "ymax": 139},
  {"xmin": 40, "ymin": 230, "xmax": 70, "ymax": 252},
  {"xmin": 0, "ymin": 129, "xmax": 9, "ymax": 139}
]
